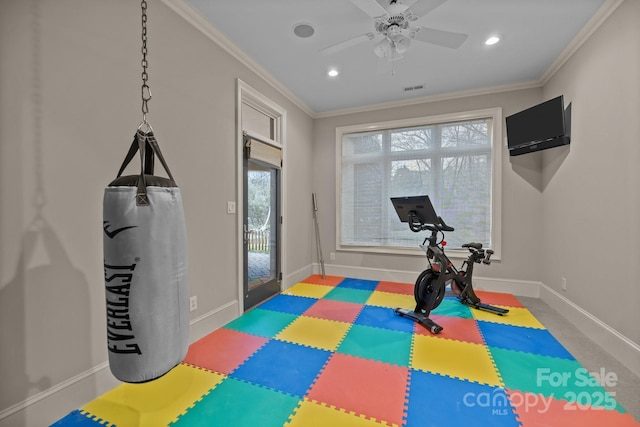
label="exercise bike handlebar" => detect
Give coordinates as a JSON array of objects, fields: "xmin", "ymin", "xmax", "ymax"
[
  {"xmin": 408, "ymin": 212, "xmax": 454, "ymax": 233},
  {"xmin": 433, "ymin": 217, "xmax": 454, "ymax": 233}
]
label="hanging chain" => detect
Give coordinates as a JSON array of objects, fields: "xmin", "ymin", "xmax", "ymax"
[{"xmin": 140, "ymin": 0, "xmax": 151, "ymax": 125}]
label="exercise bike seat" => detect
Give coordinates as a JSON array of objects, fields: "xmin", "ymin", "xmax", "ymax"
[{"xmin": 462, "ymin": 242, "xmax": 483, "ymax": 250}]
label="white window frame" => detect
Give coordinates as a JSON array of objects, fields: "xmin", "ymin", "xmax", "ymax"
[{"xmin": 335, "ymin": 107, "xmax": 503, "ymax": 260}]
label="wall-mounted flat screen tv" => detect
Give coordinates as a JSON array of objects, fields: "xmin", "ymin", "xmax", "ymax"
[{"xmin": 506, "ymin": 95, "xmax": 571, "ymax": 156}]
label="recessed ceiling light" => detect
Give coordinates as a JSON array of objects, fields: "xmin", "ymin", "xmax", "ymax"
[
  {"xmin": 293, "ymin": 23, "xmax": 315, "ymax": 38},
  {"xmin": 327, "ymin": 68, "xmax": 340, "ymax": 77},
  {"xmin": 484, "ymin": 35, "xmax": 501, "ymax": 46}
]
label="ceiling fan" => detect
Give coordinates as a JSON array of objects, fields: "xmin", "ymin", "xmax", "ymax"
[{"xmin": 321, "ymin": 0, "xmax": 468, "ymax": 61}]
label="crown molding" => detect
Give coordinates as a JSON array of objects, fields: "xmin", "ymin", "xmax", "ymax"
[
  {"xmin": 160, "ymin": 0, "xmax": 315, "ymax": 118},
  {"xmin": 539, "ymin": 0, "xmax": 624, "ymax": 85},
  {"xmin": 313, "ymin": 80, "xmax": 542, "ymax": 119}
]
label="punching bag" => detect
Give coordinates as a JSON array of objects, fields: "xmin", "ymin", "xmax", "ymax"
[{"xmin": 103, "ymin": 129, "xmax": 189, "ymax": 383}]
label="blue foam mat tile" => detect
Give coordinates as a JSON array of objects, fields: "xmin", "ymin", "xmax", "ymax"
[
  {"xmin": 406, "ymin": 370, "xmax": 520, "ymax": 427},
  {"xmin": 355, "ymin": 305, "xmax": 415, "ymax": 333},
  {"xmin": 337, "ymin": 277, "xmax": 380, "ymax": 291},
  {"xmin": 257, "ymin": 294, "xmax": 317, "ymax": 315},
  {"xmin": 49, "ymin": 410, "xmax": 107, "ymax": 426},
  {"xmin": 478, "ymin": 321, "xmax": 575, "ymax": 360},
  {"xmin": 230, "ymin": 339, "xmax": 332, "ymax": 397}
]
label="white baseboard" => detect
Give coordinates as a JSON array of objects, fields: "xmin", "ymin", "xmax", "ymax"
[
  {"xmin": 283, "ymin": 264, "xmax": 314, "ymax": 290},
  {"xmin": 0, "ymin": 301, "xmax": 241, "ymax": 427},
  {"xmin": 314, "ymin": 263, "xmax": 541, "ymax": 297},
  {"xmin": 472, "ymin": 276, "xmax": 541, "ymax": 298},
  {"xmin": 0, "ymin": 362, "xmax": 116, "ymax": 427},
  {"xmin": 316, "ymin": 263, "xmax": 420, "ymax": 284},
  {"xmin": 188, "ymin": 299, "xmax": 239, "ymax": 342},
  {"xmin": 539, "ymin": 283, "xmax": 640, "ymax": 379}
]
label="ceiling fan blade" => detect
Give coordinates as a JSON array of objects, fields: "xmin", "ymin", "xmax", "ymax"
[
  {"xmin": 413, "ymin": 26, "xmax": 468, "ymax": 49},
  {"xmin": 320, "ymin": 33, "xmax": 376, "ymax": 55},
  {"xmin": 408, "ymin": 0, "xmax": 447, "ymax": 18},
  {"xmin": 350, "ymin": 0, "xmax": 388, "ymax": 18}
]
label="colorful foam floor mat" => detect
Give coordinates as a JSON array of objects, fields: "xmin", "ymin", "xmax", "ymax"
[{"xmin": 53, "ymin": 275, "xmax": 639, "ymax": 426}]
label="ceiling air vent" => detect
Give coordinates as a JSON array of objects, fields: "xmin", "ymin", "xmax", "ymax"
[{"xmin": 403, "ymin": 84, "xmax": 425, "ymax": 92}]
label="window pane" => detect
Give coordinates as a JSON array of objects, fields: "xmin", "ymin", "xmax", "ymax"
[
  {"xmin": 442, "ymin": 120, "xmax": 489, "ymax": 148},
  {"xmin": 242, "ymin": 103, "xmax": 275, "ymax": 139},
  {"xmin": 341, "ymin": 162, "xmax": 383, "ymax": 245},
  {"xmin": 391, "ymin": 127, "xmax": 432, "ymax": 151},
  {"xmin": 390, "ymin": 159, "xmax": 431, "ymax": 197},
  {"xmin": 343, "ymin": 132, "xmax": 382, "ymax": 156},
  {"xmin": 340, "ymin": 115, "xmax": 494, "ymax": 250},
  {"xmin": 439, "ymin": 155, "xmax": 491, "ymax": 246}
]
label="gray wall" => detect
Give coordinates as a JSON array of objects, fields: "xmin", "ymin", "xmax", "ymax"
[
  {"xmin": 540, "ymin": 0, "xmax": 640, "ymax": 343},
  {"xmin": 0, "ymin": 0, "xmax": 313, "ymax": 424}
]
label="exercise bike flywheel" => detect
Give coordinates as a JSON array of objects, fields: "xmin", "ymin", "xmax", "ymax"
[{"xmin": 414, "ymin": 269, "xmax": 446, "ymax": 312}]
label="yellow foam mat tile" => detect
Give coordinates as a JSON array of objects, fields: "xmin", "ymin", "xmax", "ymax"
[
  {"xmin": 411, "ymin": 335, "xmax": 503, "ymax": 387},
  {"xmin": 276, "ymin": 316, "xmax": 351, "ymax": 351},
  {"xmin": 81, "ymin": 364, "xmax": 225, "ymax": 426},
  {"xmin": 286, "ymin": 399, "xmax": 398, "ymax": 427},
  {"xmin": 282, "ymin": 282, "xmax": 333, "ymax": 299},
  {"xmin": 471, "ymin": 306, "xmax": 545, "ymax": 329},
  {"xmin": 365, "ymin": 291, "xmax": 415, "ymax": 309}
]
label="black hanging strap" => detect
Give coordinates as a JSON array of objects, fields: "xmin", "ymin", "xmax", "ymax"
[
  {"xmin": 117, "ymin": 134, "xmax": 154, "ymax": 178},
  {"xmin": 111, "ymin": 130, "xmax": 178, "ymax": 206},
  {"xmin": 115, "ymin": 130, "xmax": 175, "ymax": 182}
]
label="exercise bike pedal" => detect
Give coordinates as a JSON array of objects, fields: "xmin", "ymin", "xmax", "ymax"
[{"xmin": 394, "ymin": 307, "xmax": 444, "ymax": 334}]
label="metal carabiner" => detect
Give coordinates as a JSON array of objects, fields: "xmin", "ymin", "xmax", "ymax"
[{"xmin": 137, "ymin": 119, "xmax": 153, "ymax": 134}]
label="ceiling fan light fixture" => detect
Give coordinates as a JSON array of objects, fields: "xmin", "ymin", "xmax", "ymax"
[
  {"xmin": 374, "ymin": 37, "xmax": 405, "ymax": 61},
  {"xmin": 374, "ymin": 38, "xmax": 391, "ymax": 58},
  {"xmin": 392, "ymin": 34, "xmax": 410, "ymax": 54},
  {"xmin": 388, "ymin": 46, "xmax": 403, "ymax": 61}
]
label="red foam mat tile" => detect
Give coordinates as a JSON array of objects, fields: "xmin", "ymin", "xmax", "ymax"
[
  {"xmin": 307, "ymin": 353, "xmax": 409, "ymax": 426},
  {"xmin": 184, "ymin": 328, "xmax": 268, "ymax": 374},
  {"xmin": 474, "ymin": 290, "xmax": 525, "ymax": 308}
]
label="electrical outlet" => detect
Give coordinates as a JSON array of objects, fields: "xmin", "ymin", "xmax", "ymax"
[
  {"xmin": 329, "ymin": 252, "xmax": 336, "ymax": 261},
  {"xmin": 190, "ymin": 296, "xmax": 198, "ymax": 312},
  {"xmin": 561, "ymin": 278, "xmax": 567, "ymax": 291}
]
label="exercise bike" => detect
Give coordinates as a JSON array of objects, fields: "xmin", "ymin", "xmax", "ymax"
[{"xmin": 390, "ymin": 196, "xmax": 508, "ymax": 334}]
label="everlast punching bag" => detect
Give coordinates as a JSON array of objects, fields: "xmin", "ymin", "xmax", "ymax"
[
  {"xmin": 102, "ymin": 0, "xmax": 189, "ymax": 383},
  {"xmin": 103, "ymin": 130, "xmax": 189, "ymax": 383}
]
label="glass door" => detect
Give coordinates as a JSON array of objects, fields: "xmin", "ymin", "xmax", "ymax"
[{"xmin": 243, "ymin": 140, "xmax": 281, "ymax": 310}]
